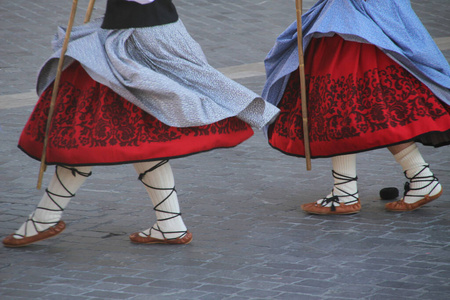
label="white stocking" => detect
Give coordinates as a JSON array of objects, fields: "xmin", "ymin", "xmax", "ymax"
[
  {"xmin": 318, "ymin": 154, "xmax": 359, "ymax": 206},
  {"xmin": 14, "ymin": 165, "xmax": 92, "ymax": 239},
  {"xmin": 134, "ymin": 160, "xmax": 187, "ymax": 240}
]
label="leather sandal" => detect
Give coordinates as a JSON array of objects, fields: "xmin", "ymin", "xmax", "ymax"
[
  {"xmin": 302, "ymin": 171, "xmax": 361, "ymax": 215},
  {"xmin": 386, "ymin": 165, "xmax": 443, "ymax": 212},
  {"xmin": 2, "ymin": 221, "xmax": 66, "ymax": 248},
  {"xmin": 301, "ymin": 197, "xmax": 361, "ymax": 215},
  {"xmin": 129, "ymin": 230, "xmax": 193, "ymax": 245},
  {"xmin": 385, "ymin": 189, "xmax": 443, "ymax": 211}
]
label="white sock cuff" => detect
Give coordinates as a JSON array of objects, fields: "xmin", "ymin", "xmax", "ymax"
[
  {"xmin": 393, "ymin": 144, "xmax": 427, "ymax": 173},
  {"xmin": 393, "ymin": 143, "xmax": 416, "ymax": 161},
  {"xmin": 332, "ymin": 154, "xmax": 356, "ymax": 177}
]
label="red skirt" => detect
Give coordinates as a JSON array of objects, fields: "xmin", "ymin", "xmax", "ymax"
[
  {"xmin": 19, "ymin": 62, "xmax": 253, "ymax": 166},
  {"xmin": 268, "ymin": 35, "xmax": 450, "ymax": 158}
]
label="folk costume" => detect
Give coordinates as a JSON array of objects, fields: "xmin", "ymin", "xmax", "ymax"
[
  {"xmin": 262, "ymin": 0, "xmax": 450, "ymax": 214},
  {"xmin": 3, "ymin": 0, "xmax": 279, "ymax": 247}
]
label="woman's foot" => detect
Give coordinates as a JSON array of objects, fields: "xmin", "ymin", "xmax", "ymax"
[
  {"xmin": 301, "ymin": 197, "xmax": 361, "ymax": 215},
  {"xmin": 2, "ymin": 221, "xmax": 66, "ymax": 247},
  {"xmin": 302, "ymin": 169, "xmax": 361, "ymax": 215},
  {"xmin": 129, "ymin": 227, "xmax": 192, "ymax": 245},
  {"xmin": 386, "ymin": 165, "xmax": 443, "ymax": 212},
  {"xmin": 3, "ymin": 166, "xmax": 91, "ymax": 247}
]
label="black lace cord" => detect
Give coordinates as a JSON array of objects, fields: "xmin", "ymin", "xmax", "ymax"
[
  {"xmin": 19, "ymin": 165, "xmax": 92, "ymax": 238},
  {"xmin": 137, "ymin": 160, "xmax": 186, "ymax": 240},
  {"xmin": 320, "ymin": 170, "xmax": 358, "ymax": 211},
  {"xmin": 403, "ymin": 164, "xmax": 440, "ymax": 199}
]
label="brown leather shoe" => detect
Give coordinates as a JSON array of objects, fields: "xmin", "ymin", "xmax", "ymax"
[
  {"xmin": 129, "ymin": 231, "xmax": 193, "ymax": 245},
  {"xmin": 301, "ymin": 199, "xmax": 361, "ymax": 215},
  {"xmin": 2, "ymin": 221, "xmax": 66, "ymax": 248},
  {"xmin": 385, "ymin": 188, "xmax": 443, "ymax": 212}
]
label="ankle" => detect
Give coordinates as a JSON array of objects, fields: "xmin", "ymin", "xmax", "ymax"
[
  {"xmin": 403, "ymin": 165, "xmax": 442, "ymax": 204},
  {"xmin": 13, "ymin": 214, "xmax": 56, "ymax": 239},
  {"xmin": 329, "ymin": 170, "xmax": 359, "ymax": 205},
  {"xmin": 334, "ymin": 193, "xmax": 359, "ymax": 205},
  {"xmin": 139, "ymin": 218, "xmax": 187, "ymax": 240},
  {"xmin": 33, "ymin": 208, "xmax": 62, "ymax": 225},
  {"xmin": 405, "ymin": 164, "xmax": 433, "ymax": 179}
]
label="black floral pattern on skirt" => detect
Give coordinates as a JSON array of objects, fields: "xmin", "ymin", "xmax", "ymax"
[
  {"xmin": 19, "ymin": 62, "xmax": 253, "ymax": 165},
  {"xmin": 274, "ymin": 66, "xmax": 448, "ymax": 143}
]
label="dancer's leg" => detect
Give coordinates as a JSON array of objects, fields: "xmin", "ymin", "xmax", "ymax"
[
  {"xmin": 3, "ymin": 165, "xmax": 92, "ymax": 247},
  {"xmin": 132, "ymin": 160, "xmax": 191, "ymax": 244}
]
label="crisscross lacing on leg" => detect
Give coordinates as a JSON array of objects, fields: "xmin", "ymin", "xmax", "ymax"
[
  {"xmin": 14, "ymin": 165, "xmax": 91, "ymax": 239},
  {"xmin": 137, "ymin": 160, "xmax": 187, "ymax": 240}
]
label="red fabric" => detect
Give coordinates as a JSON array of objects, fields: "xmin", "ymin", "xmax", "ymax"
[
  {"xmin": 19, "ymin": 62, "xmax": 253, "ymax": 165},
  {"xmin": 269, "ymin": 35, "xmax": 450, "ymax": 158}
]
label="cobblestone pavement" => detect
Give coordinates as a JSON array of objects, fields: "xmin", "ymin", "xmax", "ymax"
[{"xmin": 1, "ymin": 1, "xmax": 449, "ymax": 299}]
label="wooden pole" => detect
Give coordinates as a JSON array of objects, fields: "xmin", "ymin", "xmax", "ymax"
[
  {"xmin": 84, "ymin": 0, "xmax": 96, "ymax": 23},
  {"xmin": 37, "ymin": 0, "xmax": 79, "ymax": 189},
  {"xmin": 295, "ymin": 0, "xmax": 312, "ymax": 171}
]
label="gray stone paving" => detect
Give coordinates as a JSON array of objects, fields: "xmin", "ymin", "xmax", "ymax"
[{"xmin": 1, "ymin": 0, "xmax": 449, "ymax": 299}]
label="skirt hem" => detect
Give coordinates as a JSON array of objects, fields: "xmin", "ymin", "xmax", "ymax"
[
  {"xmin": 269, "ymin": 130, "xmax": 450, "ymax": 159},
  {"xmin": 18, "ymin": 143, "xmax": 247, "ymax": 167}
]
